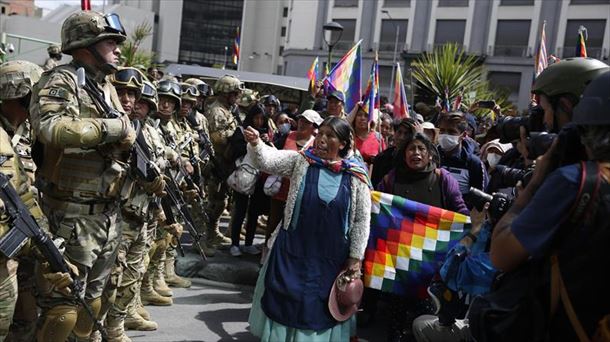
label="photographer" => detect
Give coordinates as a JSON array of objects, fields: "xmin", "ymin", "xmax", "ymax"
[{"xmin": 486, "ymin": 68, "xmax": 610, "ymax": 340}]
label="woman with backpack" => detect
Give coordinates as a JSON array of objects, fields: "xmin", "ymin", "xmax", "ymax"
[
  {"xmin": 348, "ymin": 102, "xmax": 386, "ymax": 167},
  {"xmin": 226, "ymin": 103, "xmax": 272, "ymax": 257}
]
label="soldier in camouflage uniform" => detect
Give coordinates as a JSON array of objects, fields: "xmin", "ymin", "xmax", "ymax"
[
  {"xmin": 0, "ymin": 60, "xmax": 43, "ymax": 342},
  {"xmin": 42, "ymin": 45, "xmax": 62, "ymax": 72},
  {"xmin": 101, "ymin": 67, "xmax": 170, "ymax": 341},
  {"xmin": 28, "ymin": 11, "xmax": 137, "ymax": 341},
  {"xmin": 204, "ymin": 75, "xmax": 244, "ymax": 248},
  {"xmin": 140, "ymin": 79, "xmax": 184, "ymax": 307}
]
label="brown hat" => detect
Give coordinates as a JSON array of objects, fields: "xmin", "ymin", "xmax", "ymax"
[{"xmin": 328, "ymin": 269, "xmax": 363, "ymax": 322}]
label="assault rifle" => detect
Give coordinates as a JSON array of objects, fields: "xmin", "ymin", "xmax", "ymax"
[
  {"xmin": 185, "ymin": 113, "xmax": 228, "ymax": 181},
  {"xmin": 0, "ymin": 171, "xmax": 107, "ymax": 339}
]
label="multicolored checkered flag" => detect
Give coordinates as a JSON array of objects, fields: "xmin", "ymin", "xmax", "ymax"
[{"xmin": 364, "ymin": 191, "xmax": 470, "ymax": 299}]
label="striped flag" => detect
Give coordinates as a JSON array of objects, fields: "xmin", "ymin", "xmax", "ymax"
[
  {"xmin": 442, "ymin": 87, "xmax": 451, "ymax": 112},
  {"xmin": 534, "ymin": 21, "xmax": 548, "ymax": 78},
  {"xmin": 453, "ymin": 93, "xmax": 462, "ymax": 111},
  {"xmin": 576, "ymin": 26, "xmax": 587, "ymax": 58},
  {"xmin": 232, "ymin": 27, "xmax": 240, "ymax": 65},
  {"xmin": 325, "ymin": 40, "xmax": 362, "ymax": 113},
  {"xmin": 392, "ymin": 63, "xmax": 409, "ymax": 118},
  {"xmin": 364, "ymin": 191, "xmax": 470, "ymax": 298},
  {"xmin": 363, "ymin": 51, "xmax": 380, "ymax": 122},
  {"xmin": 307, "ymin": 57, "xmax": 319, "ymax": 95}
]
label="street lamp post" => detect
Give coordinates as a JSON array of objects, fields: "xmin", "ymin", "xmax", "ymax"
[
  {"xmin": 223, "ymin": 46, "xmax": 228, "ymax": 70},
  {"xmin": 382, "ymin": 10, "xmax": 400, "ymax": 97},
  {"xmin": 323, "ymin": 22, "xmax": 344, "ymax": 72}
]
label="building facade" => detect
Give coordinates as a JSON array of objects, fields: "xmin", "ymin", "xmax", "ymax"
[{"xmin": 259, "ymin": 0, "xmax": 610, "ymax": 110}]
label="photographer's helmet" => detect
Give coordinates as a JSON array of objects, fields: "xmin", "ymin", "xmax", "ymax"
[
  {"xmin": 61, "ymin": 11, "xmax": 127, "ymax": 54},
  {"xmin": 572, "ymin": 70, "xmax": 610, "ymax": 126},
  {"xmin": 532, "ymin": 57, "xmax": 609, "ymax": 100},
  {"xmin": 110, "ymin": 67, "xmax": 144, "ymax": 99},
  {"xmin": 0, "ymin": 60, "xmax": 43, "ymax": 100},
  {"xmin": 213, "ymin": 75, "xmax": 244, "ymax": 95}
]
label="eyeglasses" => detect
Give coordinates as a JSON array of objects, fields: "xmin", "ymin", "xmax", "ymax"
[
  {"xmin": 142, "ymin": 81, "xmax": 156, "ymax": 97},
  {"xmin": 181, "ymin": 84, "xmax": 200, "ymax": 97},
  {"xmin": 114, "ymin": 68, "xmax": 143, "ymax": 87},
  {"xmin": 157, "ymin": 80, "xmax": 181, "ymax": 97},
  {"xmin": 104, "ymin": 13, "xmax": 126, "ymax": 36}
]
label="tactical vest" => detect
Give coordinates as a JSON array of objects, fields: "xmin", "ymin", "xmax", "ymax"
[
  {"xmin": 0, "ymin": 116, "xmax": 36, "ymax": 184},
  {"xmin": 31, "ymin": 63, "xmax": 131, "ymax": 203}
]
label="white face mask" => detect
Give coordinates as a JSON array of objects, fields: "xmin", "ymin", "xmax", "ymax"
[
  {"xmin": 278, "ymin": 123, "xmax": 291, "ymax": 135},
  {"xmin": 486, "ymin": 153, "xmax": 502, "ymax": 168},
  {"xmin": 438, "ymin": 134, "xmax": 460, "ymax": 151}
]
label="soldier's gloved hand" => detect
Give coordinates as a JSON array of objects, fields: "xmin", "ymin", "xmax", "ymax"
[
  {"xmin": 140, "ymin": 175, "xmax": 168, "ymax": 197},
  {"xmin": 152, "ymin": 206, "xmax": 167, "ymax": 225},
  {"xmin": 41, "ymin": 260, "xmax": 79, "ymax": 296},
  {"xmin": 181, "ymin": 158, "xmax": 194, "ymax": 175},
  {"xmin": 116, "ymin": 115, "xmax": 136, "ymax": 150},
  {"xmin": 165, "ymin": 222, "xmax": 183, "ymax": 238},
  {"xmin": 0, "ymin": 197, "xmax": 5, "ymax": 216},
  {"xmin": 183, "ymin": 188, "xmax": 199, "ymax": 203}
]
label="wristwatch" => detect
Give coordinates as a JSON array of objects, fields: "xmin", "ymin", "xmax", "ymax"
[{"xmin": 464, "ymin": 232, "xmax": 478, "ymax": 243}]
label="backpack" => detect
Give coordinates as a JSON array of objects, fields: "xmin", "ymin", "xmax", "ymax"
[{"xmin": 468, "ymin": 161, "xmax": 610, "ymax": 342}]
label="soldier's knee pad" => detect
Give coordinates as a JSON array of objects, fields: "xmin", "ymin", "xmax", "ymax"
[
  {"xmin": 72, "ymin": 297, "xmax": 101, "ymax": 339},
  {"xmin": 36, "ymin": 305, "xmax": 78, "ymax": 342}
]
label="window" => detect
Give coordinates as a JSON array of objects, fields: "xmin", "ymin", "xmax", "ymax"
[
  {"xmin": 334, "ymin": 0, "xmax": 358, "ymax": 7},
  {"xmin": 500, "ymin": 0, "xmax": 534, "ymax": 5},
  {"xmin": 283, "ymin": 7, "xmax": 288, "ymax": 17},
  {"xmin": 379, "ymin": 65, "xmax": 394, "ymax": 95},
  {"xmin": 434, "ymin": 20, "xmax": 466, "ymax": 47},
  {"xmin": 277, "ymin": 64, "xmax": 284, "ymax": 75},
  {"xmin": 281, "ymin": 26, "xmax": 286, "ymax": 37},
  {"xmin": 279, "ymin": 46, "xmax": 284, "ymax": 56},
  {"xmin": 1, "ymin": 6, "xmax": 5, "ymax": 14},
  {"xmin": 331, "ymin": 19, "xmax": 357, "ymax": 50},
  {"xmin": 570, "ymin": 0, "xmax": 610, "ymax": 4},
  {"xmin": 384, "ymin": 0, "xmax": 410, "ymax": 7},
  {"xmin": 563, "ymin": 19, "xmax": 606, "ymax": 58},
  {"xmin": 488, "ymin": 71, "xmax": 521, "ymax": 104},
  {"xmin": 438, "ymin": 0, "xmax": 469, "ymax": 7},
  {"xmin": 380, "ymin": 20, "xmax": 408, "ymax": 51},
  {"xmin": 494, "ymin": 20, "xmax": 531, "ymax": 57}
]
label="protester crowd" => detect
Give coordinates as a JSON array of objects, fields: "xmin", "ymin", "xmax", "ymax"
[{"xmin": 0, "ymin": 9, "xmax": 609, "ymax": 342}]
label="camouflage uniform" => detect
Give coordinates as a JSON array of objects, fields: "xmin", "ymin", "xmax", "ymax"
[
  {"xmin": 204, "ymin": 75, "xmax": 244, "ymax": 247},
  {"xmin": 29, "ymin": 11, "xmax": 135, "ymax": 342},
  {"xmin": 0, "ymin": 60, "xmax": 43, "ymax": 342}
]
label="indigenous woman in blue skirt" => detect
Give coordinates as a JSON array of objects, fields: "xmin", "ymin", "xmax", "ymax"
[{"xmin": 244, "ymin": 117, "xmax": 372, "ymax": 341}]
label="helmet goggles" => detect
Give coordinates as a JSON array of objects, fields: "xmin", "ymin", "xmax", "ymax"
[
  {"xmin": 104, "ymin": 13, "xmax": 126, "ymax": 36},
  {"xmin": 181, "ymin": 84, "xmax": 201, "ymax": 97},
  {"xmin": 142, "ymin": 81, "xmax": 156, "ymax": 97},
  {"xmin": 157, "ymin": 80, "xmax": 181, "ymax": 97},
  {"xmin": 113, "ymin": 68, "xmax": 143, "ymax": 88}
]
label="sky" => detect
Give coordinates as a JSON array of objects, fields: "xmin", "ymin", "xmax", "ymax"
[{"xmin": 35, "ymin": 0, "xmax": 106, "ymax": 14}]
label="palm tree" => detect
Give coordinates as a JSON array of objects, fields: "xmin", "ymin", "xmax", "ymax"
[
  {"xmin": 411, "ymin": 43, "xmax": 513, "ymax": 116},
  {"xmin": 120, "ymin": 21, "xmax": 155, "ymax": 68}
]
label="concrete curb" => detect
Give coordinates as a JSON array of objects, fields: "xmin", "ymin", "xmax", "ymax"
[{"xmin": 189, "ymin": 276, "xmax": 255, "ymax": 292}]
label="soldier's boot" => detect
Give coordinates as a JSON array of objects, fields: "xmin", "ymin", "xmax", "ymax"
[
  {"xmin": 164, "ymin": 255, "xmax": 191, "ymax": 288},
  {"xmin": 140, "ymin": 268, "xmax": 172, "ymax": 306},
  {"xmin": 72, "ymin": 297, "xmax": 102, "ymax": 342},
  {"xmin": 105, "ymin": 316, "xmax": 132, "ymax": 342},
  {"xmin": 153, "ymin": 262, "xmax": 173, "ymax": 297},
  {"xmin": 133, "ymin": 285, "xmax": 151, "ymax": 321},
  {"xmin": 36, "ymin": 305, "xmax": 78, "ymax": 342},
  {"xmin": 90, "ymin": 329, "xmax": 102, "ymax": 342},
  {"xmin": 206, "ymin": 224, "xmax": 231, "ymax": 247},
  {"xmin": 124, "ymin": 305, "xmax": 158, "ymax": 331}
]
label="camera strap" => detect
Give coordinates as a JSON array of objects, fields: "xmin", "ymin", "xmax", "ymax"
[{"xmin": 567, "ymin": 161, "xmax": 601, "ymax": 224}]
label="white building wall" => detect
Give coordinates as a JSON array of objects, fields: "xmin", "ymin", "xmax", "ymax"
[
  {"xmin": 287, "ymin": 0, "xmax": 320, "ymax": 50},
  {"xmin": 155, "ymin": 0, "xmax": 182, "ymax": 63},
  {"xmin": 239, "ymin": 0, "xmax": 284, "ymax": 74}
]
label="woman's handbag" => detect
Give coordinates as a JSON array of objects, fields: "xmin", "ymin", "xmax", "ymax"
[
  {"xmin": 226, "ymin": 150, "xmax": 259, "ymax": 195},
  {"xmin": 263, "ymin": 174, "xmax": 282, "ymax": 196}
]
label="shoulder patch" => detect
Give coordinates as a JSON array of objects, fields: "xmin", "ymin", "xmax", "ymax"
[{"xmin": 38, "ymin": 87, "xmax": 71, "ymax": 100}]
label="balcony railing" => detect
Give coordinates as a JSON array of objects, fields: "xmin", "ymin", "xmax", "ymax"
[
  {"xmin": 558, "ymin": 46, "xmax": 605, "ymax": 59},
  {"xmin": 493, "ymin": 45, "xmax": 531, "ymax": 57}
]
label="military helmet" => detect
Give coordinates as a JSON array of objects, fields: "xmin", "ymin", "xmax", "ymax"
[
  {"xmin": 110, "ymin": 67, "xmax": 144, "ymax": 98},
  {"xmin": 184, "ymin": 77, "xmax": 213, "ymax": 97},
  {"xmin": 262, "ymin": 94, "xmax": 281, "ymax": 109},
  {"xmin": 47, "ymin": 44, "xmax": 61, "ymax": 55},
  {"xmin": 61, "ymin": 11, "xmax": 127, "ymax": 54},
  {"xmin": 237, "ymin": 88, "xmax": 259, "ymax": 108},
  {"xmin": 180, "ymin": 82, "xmax": 200, "ymax": 103},
  {"xmin": 157, "ymin": 79, "xmax": 182, "ymax": 108},
  {"xmin": 140, "ymin": 80, "xmax": 158, "ymax": 113},
  {"xmin": 0, "ymin": 60, "xmax": 44, "ymax": 100},
  {"xmin": 572, "ymin": 71, "xmax": 610, "ymax": 126},
  {"xmin": 532, "ymin": 57, "xmax": 609, "ymax": 100},
  {"xmin": 213, "ymin": 74, "xmax": 244, "ymax": 94}
]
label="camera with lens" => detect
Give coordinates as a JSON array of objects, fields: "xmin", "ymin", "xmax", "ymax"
[
  {"xmin": 496, "ymin": 105, "xmax": 545, "ymax": 144},
  {"xmin": 494, "ymin": 164, "xmax": 534, "ymax": 188},
  {"xmin": 468, "ymin": 187, "xmax": 513, "ymax": 222}
]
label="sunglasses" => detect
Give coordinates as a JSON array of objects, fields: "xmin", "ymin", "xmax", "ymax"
[
  {"xmin": 157, "ymin": 80, "xmax": 181, "ymax": 97},
  {"xmin": 114, "ymin": 68, "xmax": 143, "ymax": 87},
  {"xmin": 104, "ymin": 13, "xmax": 126, "ymax": 36},
  {"xmin": 142, "ymin": 81, "xmax": 156, "ymax": 97},
  {"xmin": 181, "ymin": 84, "xmax": 200, "ymax": 97}
]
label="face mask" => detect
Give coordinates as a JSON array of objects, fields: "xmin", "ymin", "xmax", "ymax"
[
  {"xmin": 438, "ymin": 134, "xmax": 460, "ymax": 151},
  {"xmin": 278, "ymin": 123, "xmax": 291, "ymax": 135},
  {"xmin": 486, "ymin": 153, "xmax": 502, "ymax": 168}
]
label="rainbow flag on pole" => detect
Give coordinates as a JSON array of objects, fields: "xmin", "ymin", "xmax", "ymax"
[
  {"xmin": 364, "ymin": 191, "xmax": 471, "ymax": 298},
  {"xmin": 307, "ymin": 57, "xmax": 319, "ymax": 95},
  {"xmin": 232, "ymin": 27, "xmax": 240, "ymax": 65},
  {"xmin": 363, "ymin": 51, "xmax": 380, "ymax": 122},
  {"xmin": 392, "ymin": 63, "xmax": 409, "ymax": 118},
  {"xmin": 325, "ymin": 40, "xmax": 362, "ymax": 113},
  {"xmin": 576, "ymin": 26, "xmax": 587, "ymax": 58}
]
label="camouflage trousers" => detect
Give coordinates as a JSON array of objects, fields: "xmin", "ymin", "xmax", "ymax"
[
  {"xmin": 204, "ymin": 177, "xmax": 229, "ymax": 232},
  {"xmin": 6, "ymin": 256, "xmax": 37, "ymax": 342},
  {"xmin": 102, "ymin": 213, "xmax": 149, "ymax": 322},
  {"xmin": 0, "ymin": 258, "xmax": 18, "ymax": 341},
  {"xmin": 37, "ymin": 202, "xmax": 121, "ymax": 340}
]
